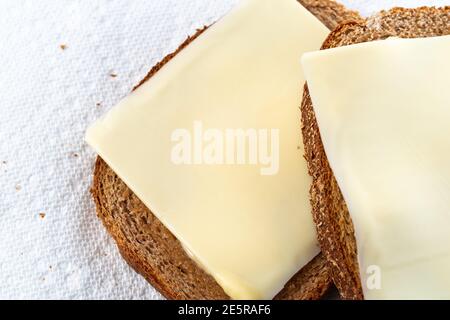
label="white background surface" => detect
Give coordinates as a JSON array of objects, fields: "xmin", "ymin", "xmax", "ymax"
[{"xmin": 0, "ymin": 0, "xmax": 447, "ymax": 300}]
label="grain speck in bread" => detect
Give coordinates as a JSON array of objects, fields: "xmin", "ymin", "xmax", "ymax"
[
  {"xmin": 301, "ymin": 6, "xmax": 450, "ymax": 300},
  {"xmin": 90, "ymin": 0, "xmax": 360, "ymax": 300}
]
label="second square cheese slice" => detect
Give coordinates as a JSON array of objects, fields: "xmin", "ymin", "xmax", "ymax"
[{"xmin": 303, "ymin": 35, "xmax": 450, "ymax": 299}]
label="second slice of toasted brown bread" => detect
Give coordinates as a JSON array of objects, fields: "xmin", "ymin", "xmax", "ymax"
[
  {"xmin": 301, "ymin": 6, "xmax": 450, "ymax": 300},
  {"xmin": 90, "ymin": 0, "xmax": 361, "ymax": 300}
]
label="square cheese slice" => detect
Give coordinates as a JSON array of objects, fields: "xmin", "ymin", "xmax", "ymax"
[
  {"xmin": 86, "ymin": 0, "xmax": 329, "ymax": 299},
  {"xmin": 302, "ymin": 35, "xmax": 450, "ymax": 299}
]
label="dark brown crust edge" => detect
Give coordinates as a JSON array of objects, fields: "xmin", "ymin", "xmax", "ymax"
[{"xmin": 301, "ymin": 6, "xmax": 450, "ymax": 300}]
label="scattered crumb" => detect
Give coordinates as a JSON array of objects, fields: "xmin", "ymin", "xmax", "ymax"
[
  {"xmin": 71, "ymin": 152, "xmax": 79, "ymax": 158},
  {"xmin": 60, "ymin": 44, "xmax": 67, "ymax": 50},
  {"xmin": 15, "ymin": 184, "xmax": 21, "ymax": 191},
  {"xmin": 49, "ymin": 265, "xmax": 53, "ymax": 270},
  {"xmin": 297, "ymin": 146, "xmax": 301, "ymax": 150},
  {"xmin": 110, "ymin": 73, "xmax": 118, "ymax": 78},
  {"xmin": 39, "ymin": 213, "xmax": 46, "ymax": 219},
  {"xmin": 96, "ymin": 102, "xmax": 102, "ymax": 107},
  {"xmin": 41, "ymin": 277, "xmax": 46, "ymax": 281},
  {"xmin": 2, "ymin": 160, "xmax": 6, "ymax": 164}
]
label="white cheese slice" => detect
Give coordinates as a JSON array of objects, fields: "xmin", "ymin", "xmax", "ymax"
[
  {"xmin": 302, "ymin": 35, "xmax": 450, "ymax": 299},
  {"xmin": 86, "ymin": 0, "xmax": 329, "ymax": 299}
]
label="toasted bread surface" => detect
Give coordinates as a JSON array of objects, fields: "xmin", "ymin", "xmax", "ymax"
[
  {"xmin": 90, "ymin": 0, "xmax": 361, "ymax": 300},
  {"xmin": 299, "ymin": 0, "xmax": 361, "ymax": 30},
  {"xmin": 301, "ymin": 6, "xmax": 450, "ymax": 300}
]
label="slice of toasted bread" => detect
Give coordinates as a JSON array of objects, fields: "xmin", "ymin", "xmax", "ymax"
[
  {"xmin": 90, "ymin": 0, "xmax": 360, "ymax": 300},
  {"xmin": 301, "ymin": 6, "xmax": 450, "ymax": 300}
]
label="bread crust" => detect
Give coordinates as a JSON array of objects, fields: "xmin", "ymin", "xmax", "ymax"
[
  {"xmin": 90, "ymin": 0, "xmax": 362, "ymax": 300},
  {"xmin": 299, "ymin": 0, "xmax": 362, "ymax": 29},
  {"xmin": 301, "ymin": 6, "xmax": 450, "ymax": 300}
]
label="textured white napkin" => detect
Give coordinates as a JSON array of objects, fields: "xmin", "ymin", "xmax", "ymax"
[{"xmin": 0, "ymin": 0, "xmax": 446, "ymax": 300}]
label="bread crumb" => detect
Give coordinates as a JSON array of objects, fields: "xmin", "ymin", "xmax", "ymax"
[
  {"xmin": 1, "ymin": 160, "xmax": 6, "ymax": 164},
  {"xmin": 49, "ymin": 265, "xmax": 53, "ymax": 270},
  {"xmin": 110, "ymin": 73, "xmax": 118, "ymax": 78},
  {"xmin": 96, "ymin": 102, "xmax": 102, "ymax": 107},
  {"xmin": 15, "ymin": 184, "xmax": 21, "ymax": 191},
  {"xmin": 60, "ymin": 44, "xmax": 67, "ymax": 50},
  {"xmin": 39, "ymin": 213, "xmax": 46, "ymax": 219},
  {"xmin": 71, "ymin": 152, "xmax": 79, "ymax": 158}
]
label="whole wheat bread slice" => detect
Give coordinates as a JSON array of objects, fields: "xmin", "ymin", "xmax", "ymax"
[
  {"xmin": 301, "ymin": 6, "xmax": 450, "ymax": 300},
  {"xmin": 90, "ymin": 0, "xmax": 361, "ymax": 300}
]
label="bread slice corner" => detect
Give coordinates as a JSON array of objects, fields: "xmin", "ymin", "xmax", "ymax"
[{"xmin": 299, "ymin": 0, "xmax": 362, "ymax": 30}]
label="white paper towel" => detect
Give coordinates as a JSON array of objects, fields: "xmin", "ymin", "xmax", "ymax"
[{"xmin": 0, "ymin": 0, "xmax": 447, "ymax": 300}]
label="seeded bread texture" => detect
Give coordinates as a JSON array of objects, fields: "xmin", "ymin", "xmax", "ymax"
[
  {"xmin": 301, "ymin": 6, "xmax": 450, "ymax": 300},
  {"xmin": 90, "ymin": 0, "xmax": 360, "ymax": 300}
]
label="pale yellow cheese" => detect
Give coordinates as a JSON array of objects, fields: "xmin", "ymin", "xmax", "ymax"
[
  {"xmin": 302, "ymin": 35, "xmax": 450, "ymax": 299},
  {"xmin": 86, "ymin": 0, "xmax": 329, "ymax": 299}
]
